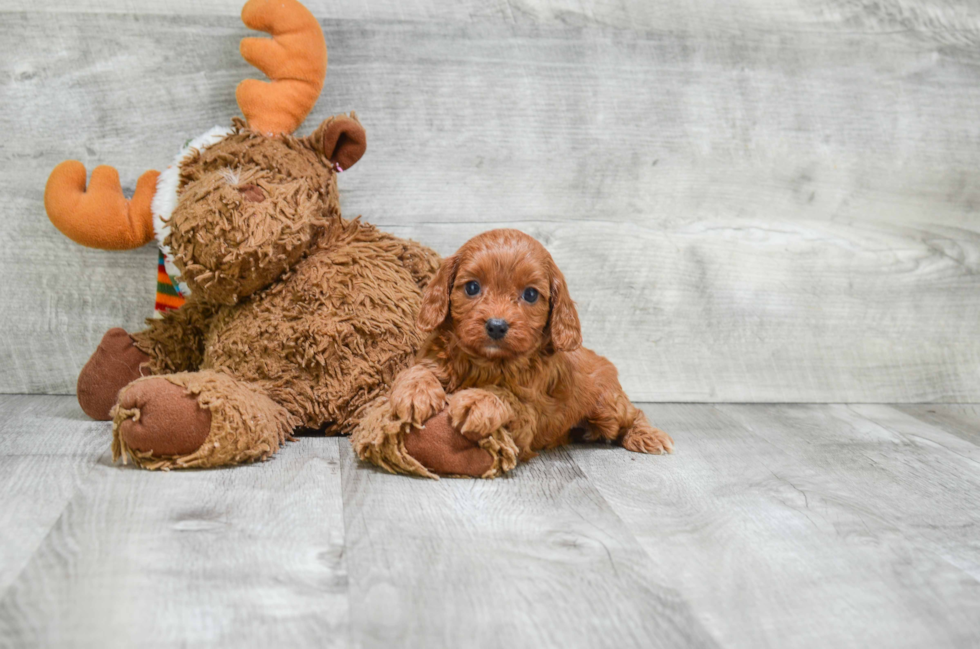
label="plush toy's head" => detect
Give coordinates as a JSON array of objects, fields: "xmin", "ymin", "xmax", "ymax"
[
  {"xmin": 165, "ymin": 115, "xmax": 363, "ymax": 304},
  {"xmin": 44, "ymin": 0, "xmax": 366, "ymax": 305}
]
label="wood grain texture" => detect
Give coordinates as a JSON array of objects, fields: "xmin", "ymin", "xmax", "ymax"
[
  {"xmin": 893, "ymin": 404, "xmax": 980, "ymax": 446},
  {"xmin": 2, "ymin": 4, "xmax": 979, "ymax": 400},
  {"xmin": 569, "ymin": 403, "xmax": 980, "ymax": 649},
  {"xmin": 715, "ymin": 404, "xmax": 980, "ymax": 583},
  {"xmin": 0, "ymin": 396, "xmax": 106, "ymax": 596},
  {"xmin": 854, "ymin": 403, "xmax": 980, "ymax": 463},
  {"xmin": 339, "ymin": 441, "xmax": 718, "ymax": 649},
  {"xmin": 4, "ymin": 0, "xmax": 980, "ymax": 45},
  {"xmin": 0, "ymin": 436, "xmax": 349, "ymax": 648}
]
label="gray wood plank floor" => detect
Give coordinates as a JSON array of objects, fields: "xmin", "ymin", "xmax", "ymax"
[{"xmin": 1, "ymin": 397, "xmax": 977, "ymax": 648}]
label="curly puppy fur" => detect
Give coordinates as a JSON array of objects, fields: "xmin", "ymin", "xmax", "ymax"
[
  {"xmin": 113, "ymin": 116, "xmax": 440, "ymax": 469},
  {"xmin": 354, "ymin": 229, "xmax": 673, "ymax": 478}
]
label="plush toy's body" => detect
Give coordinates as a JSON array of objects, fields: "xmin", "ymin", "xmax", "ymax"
[
  {"xmin": 114, "ymin": 214, "xmax": 435, "ymax": 469},
  {"xmin": 45, "ymin": 0, "xmax": 440, "ymax": 469}
]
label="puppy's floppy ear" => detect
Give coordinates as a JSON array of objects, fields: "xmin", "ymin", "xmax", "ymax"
[
  {"xmin": 418, "ymin": 255, "xmax": 458, "ymax": 332},
  {"xmin": 547, "ymin": 263, "xmax": 582, "ymax": 352}
]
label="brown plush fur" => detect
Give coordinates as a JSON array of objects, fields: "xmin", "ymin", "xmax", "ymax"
[
  {"xmin": 353, "ymin": 229, "xmax": 672, "ymax": 478},
  {"xmin": 111, "ymin": 117, "xmax": 440, "ymax": 469}
]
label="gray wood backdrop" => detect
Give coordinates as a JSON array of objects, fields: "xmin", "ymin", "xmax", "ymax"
[{"xmin": 1, "ymin": 0, "xmax": 979, "ymax": 401}]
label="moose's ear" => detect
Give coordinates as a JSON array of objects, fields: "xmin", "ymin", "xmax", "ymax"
[{"xmin": 310, "ymin": 113, "xmax": 367, "ymax": 171}]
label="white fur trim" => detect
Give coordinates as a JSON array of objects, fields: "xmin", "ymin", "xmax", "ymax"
[{"xmin": 151, "ymin": 125, "xmax": 233, "ymax": 297}]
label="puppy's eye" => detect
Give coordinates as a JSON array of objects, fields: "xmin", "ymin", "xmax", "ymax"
[
  {"xmin": 522, "ymin": 287, "xmax": 539, "ymax": 303},
  {"xmin": 464, "ymin": 280, "xmax": 481, "ymax": 297}
]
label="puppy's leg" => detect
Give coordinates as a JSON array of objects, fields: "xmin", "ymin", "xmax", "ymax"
[
  {"xmin": 586, "ymin": 369, "xmax": 674, "ymax": 455},
  {"xmin": 447, "ymin": 388, "xmax": 513, "ymax": 443},
  {"xmin": 621, "ymin": 408, "xmax": 674, "ymax": 455},
  {"xmin": 388, "ymin": 364, "xmax": 447, "ymax": 427},
  {"xmin": 447, "ymin": 387, "xmax": 536, "ymax": 475}
]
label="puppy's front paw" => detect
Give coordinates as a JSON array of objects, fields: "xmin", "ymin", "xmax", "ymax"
[
  {"xmin": 622, "ymin": 421, "xmax": 674, "ymax": 455},
  {"xmin": 447, "ymin": 389, "xmax": 511, "ymax": 443},
  {"xmin": 389, "ymin": 372, "xmax": 447, "ymax": 427}
]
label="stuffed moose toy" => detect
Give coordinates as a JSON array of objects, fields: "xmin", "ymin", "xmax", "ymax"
[{"xmin": 43, "ymin": 0, "xmax": 498, "ymax": 474}]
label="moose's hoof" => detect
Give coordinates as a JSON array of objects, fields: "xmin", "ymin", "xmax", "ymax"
[
  {"xmin": 116, "ymin": 378, "xmax": 211, "ymax": 456},
  {"xmin": 403, "ymin": 410, "xmax": 494, "ymax": 477},
  {"xmin": 77, "ymin": 328, "xmax": 151, "ymax": 420}
]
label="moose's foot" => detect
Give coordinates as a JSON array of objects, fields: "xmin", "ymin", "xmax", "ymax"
[
  {"xmin": 77, "ymin": 328, "xmax": 151, "ymax": 420},
  {"xmin": 351, "ymin": 401, "xmax": 519, "ymax": 479},
  {"xmin": 115, "ymin": 377, "xmax": 211, "ymax": 458},
  {"xmin": 403, "ymin": 411, "xmax": 494, "ymax": 477},
  {"xmin": 112, "ymin": 371, "xmax": 295, "ymax": 470}
]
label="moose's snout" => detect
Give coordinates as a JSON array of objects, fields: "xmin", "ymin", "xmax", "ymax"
[
  {"xmin": 485, "ymin": 318, "xmax": 509, "ymax": 340},
  {"xmin": 238, "ymin": 184, "xmax": 266, "ymax": 203}
]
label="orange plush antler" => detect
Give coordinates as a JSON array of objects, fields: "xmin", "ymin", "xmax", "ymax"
[
  {"xmin": 236, "ymin": 0, "xmax": 327, "ymax": 136},
  {"xmin": 44, "ymin": 161, "xmax": 158, "ymax": 250}
]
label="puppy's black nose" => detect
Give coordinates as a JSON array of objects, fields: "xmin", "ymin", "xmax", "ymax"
[{"xmin": 485, "ymin": 318, "xmax": 509, "ymax": 340}]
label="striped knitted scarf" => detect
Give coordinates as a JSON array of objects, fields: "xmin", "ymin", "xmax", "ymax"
[{"xmin": 155, "ymin": 250, "xmax": 186, "ymax": 314}]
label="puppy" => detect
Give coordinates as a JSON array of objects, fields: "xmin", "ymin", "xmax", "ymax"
[{"xmin": 386, "ymin": 228, "xmax": 673, "ymax": 472}]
